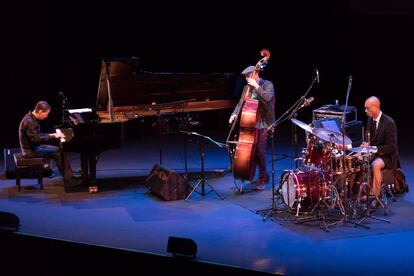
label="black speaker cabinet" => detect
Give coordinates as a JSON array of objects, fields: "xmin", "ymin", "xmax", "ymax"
[
  {"xmin": 145, "ymin": 164, "xmax": 190, "ymax": 201},
  {"xmin": 3, "ymin": 148, "xmax": 52, "ymax": 179},
  {"xmin": 344, "ymin": 120, "xmax": 363, "ymax": 147}
]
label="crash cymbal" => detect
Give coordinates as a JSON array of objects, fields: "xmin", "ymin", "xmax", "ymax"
[
  {"xmin": 291, "ymin": 118, "xmax": 313, "ymax": 133},
  {"xmin": 313, "ymin": 127, "xmax": 352, "ymax": 145}
]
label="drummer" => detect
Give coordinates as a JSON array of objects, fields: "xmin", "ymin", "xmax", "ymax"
[
  {"xmin": 362, "ymin": 96, "xmax": 401, "ymax": 208},
  {"xmin": 336, "ymin": 96, "xmax": 400, "ymax": 207}
]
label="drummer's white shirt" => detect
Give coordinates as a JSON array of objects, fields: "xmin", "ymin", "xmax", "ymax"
[{"xmin": 374, "ymin": 111, "xmax": 382, "ymax": 130}]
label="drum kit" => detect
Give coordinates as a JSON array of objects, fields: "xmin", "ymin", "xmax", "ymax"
[{"xmin": 276, "ymin": 118, "xmax": 383, "ymax": 227}]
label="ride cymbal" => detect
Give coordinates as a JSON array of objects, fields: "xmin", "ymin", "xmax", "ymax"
[{"xmin": 313, "ymin": 127, "xmax": 352, "ymax": 145}]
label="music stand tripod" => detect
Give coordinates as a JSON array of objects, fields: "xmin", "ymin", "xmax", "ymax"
[{"xmin": 183, "ymin": 131, "xmax": 225, "ymax": 200}]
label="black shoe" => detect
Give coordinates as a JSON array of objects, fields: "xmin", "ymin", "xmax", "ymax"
[
  {"xmin": 71, "ymin": 174, "xmax": 84, "ymax": 180},
  {"xmin": 370, "ymin": 198, "xmax": 379, "ymax": 210},
  {"xmin": 64, "ymin": 177, "xmax": 84, "ymax": 188}
]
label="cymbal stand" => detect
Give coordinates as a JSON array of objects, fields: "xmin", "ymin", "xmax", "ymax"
[
  {"xmin": 324, "ymin": 76, "xmax": 368, "ymax": 229},
  {"xmin": 356, "ymin": 149, "xmax": 390, "ymax": 225}
]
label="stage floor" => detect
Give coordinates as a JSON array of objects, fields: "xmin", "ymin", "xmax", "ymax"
[{"xmin": 1, "ymin": 133, "xmax": 414, "ymax": 275}]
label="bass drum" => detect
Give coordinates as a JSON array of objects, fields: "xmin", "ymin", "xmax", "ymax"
[{"xmin": 279, "ymin": 170, "xmax": 328, "ymax": 211}]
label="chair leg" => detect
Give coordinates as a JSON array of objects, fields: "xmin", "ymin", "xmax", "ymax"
[
  {"xmin": 381, "ymin": 170, "xmax": 396, "ymax": 202},
  {"xmin": 383, "ymin": 184, "xmax": 396, "ymax": 202}
]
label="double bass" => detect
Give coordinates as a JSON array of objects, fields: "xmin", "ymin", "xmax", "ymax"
[{"xmin": 228, "ymin": 49, "xmax": 271, "ymax": 181}]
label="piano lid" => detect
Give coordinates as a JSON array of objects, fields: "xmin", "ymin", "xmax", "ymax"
[{"xmin": 96, "ymin": 58, "xmax": 242, "ymax": 110}]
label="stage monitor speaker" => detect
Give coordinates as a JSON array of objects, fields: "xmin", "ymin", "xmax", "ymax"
[
  {"xmin": 145, "ymin": 164, "xmax": 191, "ymax": 201},
  {"xmin": 0, "ymin": 211, "xmax": 20, "ymax": 232},
  {"xmin": 3, "ymin": 148, "xmax": 52, "ymax": 179},
  {"xmin": 167, "ymin": 236, "xmax": 197, "ymax": 258}
]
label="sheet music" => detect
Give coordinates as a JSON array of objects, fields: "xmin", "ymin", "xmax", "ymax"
[{"xmin": 68, "ymin": 108, "xmax": 93, "ymax": 114}]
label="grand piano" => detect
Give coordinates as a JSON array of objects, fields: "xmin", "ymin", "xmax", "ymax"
[{"xmin": 62, "ymin": 57, "xmax": 241, "ymax": 183}]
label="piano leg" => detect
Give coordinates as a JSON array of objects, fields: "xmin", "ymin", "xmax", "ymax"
[
  {"xmin": 79, "ymin": 152, "xmax": 98, "ymax": 184},
  {"xmin": 88, "ymin": 152, "xmax": 97, "ymax": 184},
  {"xmin": 80, "ymin": 153, "xmax": 89, "ymax": 179}
]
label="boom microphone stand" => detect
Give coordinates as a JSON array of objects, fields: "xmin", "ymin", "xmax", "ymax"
[{"xmin": 256, "ymin": 70, "xmax": 318, "ymax": 221}]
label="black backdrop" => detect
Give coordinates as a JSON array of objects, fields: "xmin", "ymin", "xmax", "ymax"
[{"xmin": 2, "ymin": 1, "xmax": 414, "ymax": 150}]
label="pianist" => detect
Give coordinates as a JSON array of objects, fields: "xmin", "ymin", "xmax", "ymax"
[{"xmin": 18, "ymin": 101, "xmax": 83, "ymax": 187}]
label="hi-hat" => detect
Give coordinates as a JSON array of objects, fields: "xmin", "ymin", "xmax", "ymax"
[
  {"xmin": 291, "ymin": 118, "xmax": 313, "ymax": 133},
  {"xmin": 313, "ymin": 127, "xmax": 352, "ymax": 145},
  {"xmin": 350, "ymin": 146, "xmax": 378, "ymax": 154}
]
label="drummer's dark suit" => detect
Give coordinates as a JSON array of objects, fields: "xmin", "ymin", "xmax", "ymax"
[
  {"xmin": 348, "ymin": 113, "xmax": 401, "ymax": 196},
  {"xmin": 367, "ymin": 113, "xmax": 400, "ymax": 170}
]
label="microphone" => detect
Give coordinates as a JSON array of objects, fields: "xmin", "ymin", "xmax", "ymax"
[
  {"xmin": 58, "ymin": 91, "xmax": 68, "ymax": 108},
  {"xmin": 302, "ymin": 96, "xmax": 315, "ymax": 107},
  {"xmin": 58, "ymin": 91, "xmax": 66, "ymax": 100},
  {"xmin": 316, "ymin": 69, "xmax": 320, "ymax": 83}
]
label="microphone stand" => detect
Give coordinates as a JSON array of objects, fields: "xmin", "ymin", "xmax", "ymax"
[
  {"xmin": 59, "ymin": 91, "xmax": 70, "ymax": 126},
  {"xmin": 288, "ymin": 70, "xmax": 318, "ymax": 169},
  {"xmin": 291, "ymin": 112, "xmax": 298, "ymax": 169},
  {"xmin": 256, "ymin": 72, "xmax": 318, "ymax": 221},
  {"xmin": 325, "ymin": 75, "xmax": 368, "ymax": 229}
]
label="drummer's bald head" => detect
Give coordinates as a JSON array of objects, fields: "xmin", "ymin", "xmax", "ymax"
[
  {"xmin": 364, "ymin": 96, "xmax": 381, "ymax": 118},
  {"xmin": 365, "ymin": 96, "xmax": 380, "ymax": 108}
]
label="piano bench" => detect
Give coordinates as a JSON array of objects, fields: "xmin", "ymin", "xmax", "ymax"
[{"xmin": 13, "ymin": 153, "xmax": 50, "ymax": 191}]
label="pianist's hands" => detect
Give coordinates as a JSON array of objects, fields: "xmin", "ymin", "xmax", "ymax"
[{"xmin": 51, "ymin": 132, "xmax": 65, "ymax": 140}]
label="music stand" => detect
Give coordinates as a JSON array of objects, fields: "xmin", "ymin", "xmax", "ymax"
[{"xmin": 181, "ymin": 131, "xmax": 225, "ymax": 200}]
